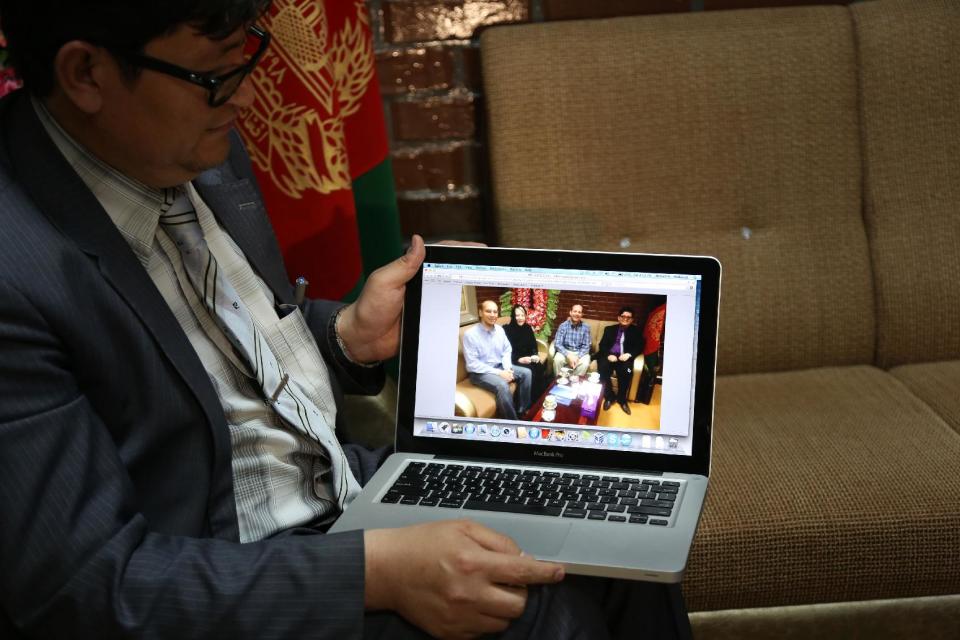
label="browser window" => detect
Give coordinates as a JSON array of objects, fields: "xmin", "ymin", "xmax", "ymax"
[{"xmin": 411, "ymin": 262, "xmax": 702, "ymax": 456}]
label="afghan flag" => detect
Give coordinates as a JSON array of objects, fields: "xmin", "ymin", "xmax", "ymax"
[{"xmin": 237, "ymin": 0, "xmax": 402, "ymax": 301}]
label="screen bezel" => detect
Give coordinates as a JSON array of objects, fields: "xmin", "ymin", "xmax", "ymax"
[{"xmin": 396, "ymin": 245, "xmax": 720, "ymax": 478}]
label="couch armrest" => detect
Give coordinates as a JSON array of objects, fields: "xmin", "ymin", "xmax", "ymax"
[
  {"xmin": 629, "ymin": 354, "xmax": 645, "ymax": 401},
  {"xmin": 454, "ymin": 391, "xmax": 477, "ymax": 417}
]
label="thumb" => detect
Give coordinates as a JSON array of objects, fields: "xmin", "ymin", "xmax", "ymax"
[{"xmin": 372, "ymin": 234, "xmax": 425, "ymax": 288}]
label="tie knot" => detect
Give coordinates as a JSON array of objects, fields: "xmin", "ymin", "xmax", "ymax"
[{"xmin": 159, "ymin": 190, "xmax": 204, "ymax": 252}]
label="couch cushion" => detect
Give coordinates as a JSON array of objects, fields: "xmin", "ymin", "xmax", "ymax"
[
  {"xmin": 683, "ymin": 366, "xmax": 960, "ymax": 611},
  {"xmin": 481, "ymin": 6, "xmax": 874, "ymax": 376},
  {"xmin": 852, "ymin": 0, "xmax": 960, "ymax": 367},
  {"xmin": 889, "ymin": 360, "xmax": 960, "ymax": 435}
]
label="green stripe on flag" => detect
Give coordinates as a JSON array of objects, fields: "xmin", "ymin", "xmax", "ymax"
[
  {"xmin": 353, "ymin": 158, "xmax": 403, "ymax": 278},
  {"xmin": 350, "ymin": 157, "xmax": 403, "ymax": 377}
]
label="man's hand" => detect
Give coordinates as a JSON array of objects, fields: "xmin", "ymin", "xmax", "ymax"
[
  {"xmin": 518, "ymin": 356, "xmax": 532, "ymax": 365},
  {"xmin": 498, "ymin": 369, "xmax": 515, "ymax": 382},
  {"xmin": 565, "ymin": 353, "xmax": 578, "ymax": 368},
  {"xmin": 364, "ymin": 520, "xmax": 565, "ymax": 639},
  {"xmin": 607, "ymin": 354, "xmax": 617, "ymax": 363},
  {"xmin": 619, "ymin": 353, "xmax": 632, "ymax": 362},
  {"xmin": 335, "ymin": 236, "xmax": 425, "ymax": 363}
]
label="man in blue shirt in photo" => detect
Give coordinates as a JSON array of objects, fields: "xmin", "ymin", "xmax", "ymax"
[
  {"xmin": 462, "ymin": 300, "xmax": 532, "ymax": 420},
  {"xmin": 552, "ymin": 304, "xmax": 592, "ymax": 376}
]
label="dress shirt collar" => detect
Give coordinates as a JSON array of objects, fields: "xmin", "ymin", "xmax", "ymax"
[{"xmin": 32, "ymin": 97, "xmax": 173, "ymax": 266}]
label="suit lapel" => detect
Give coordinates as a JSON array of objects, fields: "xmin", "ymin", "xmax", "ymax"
[
  {"xmin": 1, "ymin": 94, "xmax": 237, "ymax": 529},
  {"xmin": 194, "ymin": 177, "xmax": 294, "ymax": 305}
]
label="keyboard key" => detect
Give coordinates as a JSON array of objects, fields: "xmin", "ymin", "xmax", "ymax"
[
  {"xmin": 609, "ymin": 515, "xmax": 627, "ymax": 522},
  {"xmin": 588, "ymin": 511, "xmax": 607, "ymax": 521},
  {"xmin": 439, "ymin": 499, "xmax": 464, "ymax": 508},
  {"xmin": 602, "ymin": 475, "xmax": 621, "ymax": 482},
  {"xmin": 562, "ymin": 509, "xmax": 587, "ymax": 519},
  {"xmin": 658, "ymin": 485, "xmax": 679, "ymax": 494},
  {"xmin": 399, "ymin": 496, "xmax": 420, "ymax": 505},
  {"xmin": 419, "ymin": 498, "xmax": 439, "ymax": 506},
  {"xmin": 662, "ymin": 481, "xmax": 680, "ymax": 487},
  {"xmin": 605, "ymin": 504, "xmax": 626, "ymax": 513},
  {"xmin": 628, "ymin": 506, "xmax": 672, "ymax": 517},
  {"xmin": 629, "ymin": 516, "xmax": 649, "ymax": 524},
  {"xmin": 381, "ymin": 492, "xmax": 401, "ymax": 503},
  {"xmin": 649, "ymin": 519, "xmax": 669, "ymax": 526},
  {"xmin": 461, "ymin": 500, "xmax": 562, "ymax": 516},
  {"xmin": 657, "ymin": 493, "xmax": 677, "ymax": 502},
  {"xmin": 641, "ymin": 499, "xmax": 675, "ymax": 509}
]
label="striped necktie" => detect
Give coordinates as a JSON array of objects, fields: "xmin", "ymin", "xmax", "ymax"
[{"xmin": 158, "ymin": 191, "xmax": 361, "ymax": 511}]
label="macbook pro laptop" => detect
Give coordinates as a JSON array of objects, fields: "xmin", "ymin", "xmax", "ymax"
[{"xmin": 330, "ymin": 246, "xmax": 720, "ymax": 582}]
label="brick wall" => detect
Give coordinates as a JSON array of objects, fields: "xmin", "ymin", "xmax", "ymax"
[
  {"xmin": 367, "ymin": 0, "xmax": 853, "ymax": 243},
  {"xmin": 474, "ymin": 286, "xmax": 667, "ymax": 339}
]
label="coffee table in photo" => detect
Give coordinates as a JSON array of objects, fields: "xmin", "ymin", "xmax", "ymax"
[{"xmin": 523, "ymin": 379, "xmax": 604, "ymax": 426}]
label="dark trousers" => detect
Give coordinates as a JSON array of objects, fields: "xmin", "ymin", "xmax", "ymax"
[
  {"xmin": 363, "ymin": 577, "xmax": 692, "ymax": 639},
  {"xmin": 598, "ymin": 357, "xmax": 635, "ymax": 404}
]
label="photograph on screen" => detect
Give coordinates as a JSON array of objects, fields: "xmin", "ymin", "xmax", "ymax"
[{"xmin": 454, "ymin": 286, "xmax": 667, "ymax": 433}]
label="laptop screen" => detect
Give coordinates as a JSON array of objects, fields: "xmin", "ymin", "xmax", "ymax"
[{"xmin": 407, "ymin": 257, "xmax": 704, "ymax": 458}]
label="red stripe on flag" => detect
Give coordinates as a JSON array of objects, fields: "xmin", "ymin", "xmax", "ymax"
[{"xmin": 237, "ymin": 0, "xmax": 389, "ymax": 299}]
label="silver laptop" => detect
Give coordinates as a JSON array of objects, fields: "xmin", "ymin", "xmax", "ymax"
[{"xmin": 330, "ymin": 245, "xmax": 720, "ymax": 582}]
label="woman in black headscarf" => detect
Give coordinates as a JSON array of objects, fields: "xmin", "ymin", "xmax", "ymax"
[{"xmin": 503, "ymin": 304, "xmax": 547, "ymax": 400}]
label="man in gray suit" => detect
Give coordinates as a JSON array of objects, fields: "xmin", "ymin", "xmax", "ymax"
[{"xmin": 0, "ymin": 1, "xmax": 690, "ymax": 638}]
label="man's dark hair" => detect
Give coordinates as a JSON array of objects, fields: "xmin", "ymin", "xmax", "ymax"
[
  {"xmin": 0, "ymin": 0, "xmax": 272, "ymax": 97},
  {"xmin": 619, "ymin": 306, "xmax": 635, "ymax": 317}
]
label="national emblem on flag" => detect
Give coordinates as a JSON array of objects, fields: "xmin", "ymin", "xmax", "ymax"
[{"xmin": 238, "ymin": 0, "xmax": 402, "ymax": 301}]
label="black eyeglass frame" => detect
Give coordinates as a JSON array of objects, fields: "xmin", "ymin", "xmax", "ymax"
[{"xmin": 107, "ymin": 24, "xmax": 270, "ymax": 107}]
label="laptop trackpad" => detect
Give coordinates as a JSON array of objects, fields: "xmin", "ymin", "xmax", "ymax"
[{"xmin": 468, "ymin": 515, "xmax": 571, "ymax": 558}]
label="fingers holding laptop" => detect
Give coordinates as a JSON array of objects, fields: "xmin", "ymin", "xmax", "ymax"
[
  {"xmin": 337, "ymin": 235, "xmax": 426, "ymax": 363},
  {"xmin": 338, "ymin": 236, "xmax": 486, "ymax": 363},
  {"xmin": 364, "ymin": 519, "xmax": 564, "ymax": 639}
]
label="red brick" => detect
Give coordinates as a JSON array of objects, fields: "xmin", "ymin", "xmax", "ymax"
[
  {"xmin": 383, "ymin": 0, "xmax": 530, "ymax": 44},
  {"xmin": 703, "ymin": 0, "xmax": 848, "ymax": 9},
  {"xmin": 543, "ymin": 0, "xmax": 689, "ymax": 20},
  {"xmin": 391, "ymin": 96, "xmax": 476, "ymax": 141},
  {"xmin": 391, "ymin": 143, "xmax": 478, "ymax": 191},
  {"xmin": 398, "ymin": 195, "xmax": 485, "ymax": 237},
  {"xmin": 377, "ymin": 47, "xmax": 455, "ymax": 96}
]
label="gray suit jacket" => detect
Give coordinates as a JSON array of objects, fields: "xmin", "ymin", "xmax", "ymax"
[{"xmin": 0, "ymin": 90, "xmax": 387, "ymax": 639}]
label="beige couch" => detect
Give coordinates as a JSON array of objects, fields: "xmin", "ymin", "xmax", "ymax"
[{"xmin": 480, "ymin": 0, "xmax": 960, "ymax": 637}]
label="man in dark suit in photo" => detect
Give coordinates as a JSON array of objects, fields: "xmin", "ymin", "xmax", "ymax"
[
  {"xmin": 0, "ymin": 1, "xmax": 692, "ymax": 638},
  {"xmin": 598, "ymin": 307, "xmax": 644, "ymax": 415}
]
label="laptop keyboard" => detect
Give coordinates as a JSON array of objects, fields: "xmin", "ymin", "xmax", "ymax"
[{"xmin": 381, "ymin": 461, "xmax": 680, "ymax": 525}]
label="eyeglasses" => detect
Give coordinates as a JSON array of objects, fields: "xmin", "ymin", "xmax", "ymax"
[
  {"xmin": 108, "ymin": 25, "xmax": 271, "ymax": 107},
  {"xmin": 618, "ymin": 314, "xmax": 634, "ymax": 320}
]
